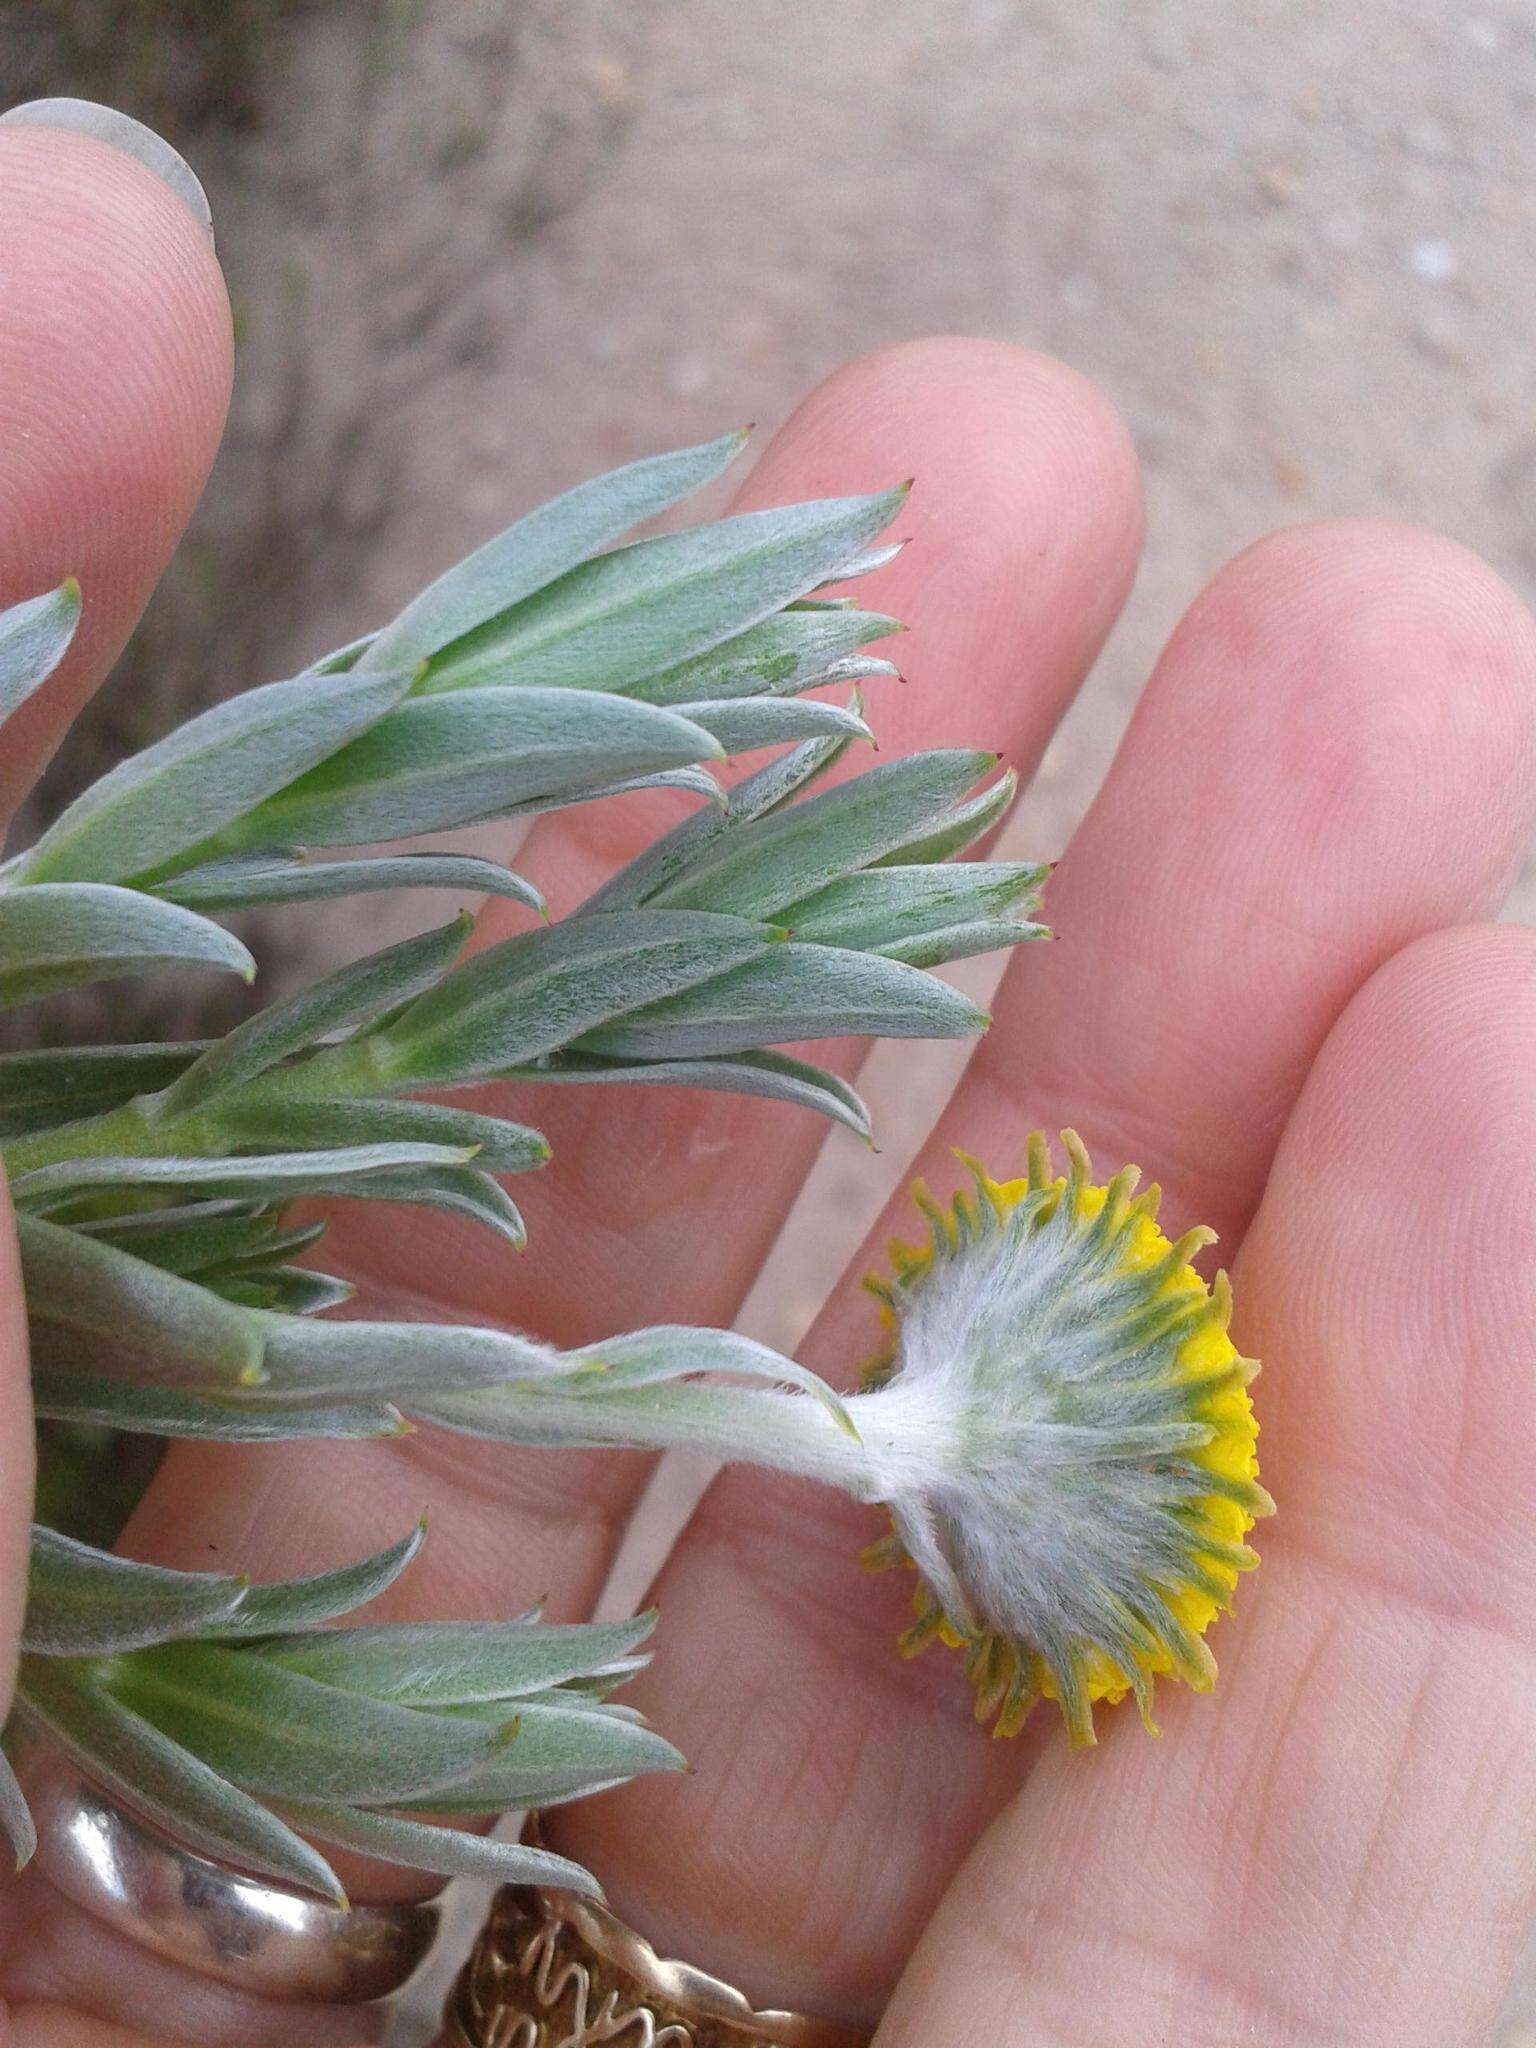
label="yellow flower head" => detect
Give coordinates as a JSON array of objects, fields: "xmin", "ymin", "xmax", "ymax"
[{"xmin": 859, "ymin": 1130, "xmax": 1273, "ymax": 1746}]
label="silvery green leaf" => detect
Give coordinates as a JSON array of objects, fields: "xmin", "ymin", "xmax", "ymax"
[
  {"xmin": 24, "ymin": 1526, "xmax": 249, "ymax": 1655},
  {"xmin": 0, "ymin": 884, "xmax": 254, "ymax": 1008},
  {"xmin": 13, "ymin": 1657, "xmax": 345, "ymax": 1902},
  {"xmin": 304, "ymin": 1162, "xmax": 526, "ymax": 1246},
  {"xmin": 16, "ymin": 663, "xmax": 416, "ymax": 886},
  {"xmin": 215, "ymin": 1267, "xmax": 354, "ymax": 1315},
  {"xmin": 508, "ymin": 1046, "xmax": 871, "ymax": 1139},
  {"xmin": 275, "ymin": 1800, "xmax": 601, "ymax": 1895},
  {"xmin": 0, "ymin": 579, "xmax": 80, "ymax": 726},
  {"xmin": 267, "ymin": 1614, "xmax": 653, "ymax": 1704},
  {"xmin": 252, "ymin": 1310, "xmax": 560, "ymax": 1402},
  {"xmin": 12, "ymin": 1138, "xmax": 475, "ymax": 1206},
  {"xmin": 574, "ymin": 943, "xmax": 987, "ymax": 1059},
  {"xmin": 112, "ymin": 1642, "xmax": 510, "ymax": 1803},
  {"xmin": 678, "ymin": 696, "xmax": 872, "ymax": 754},
  {"xmin": 216, "ymin": 1096, "xmax": 549, "ymax": 1175},
  {"xmin": 629, "ymin": 606, "xmax": 900, "ymax": 707},
  {"xmin": 200, "ymin": 1523, "xmax": 425, "ymax": 1637},
  {"xmin": 389, "ymin": 1764, "xmax": 631, "ymax": 1815},
  {"xmin": 312, "ymin": 629, "xmax": 375, "ymax": 673},
  {"xmin": 502, "ymin": 762, "xmax": 724, "ymax": 820},
  {"xmin": 876, "ymin": 917, "xmax": 1049, "ymax": 969},
  {"xmin": 229, "ymin": 689, "xmax": 724, "ymax": 848},
  {"xmin": 581, "ymin": 721, "xmax": 864, "ymax": 913},
  {"xmin": 564, "ymin": 1325, "xmax": 854, "ymax": 1427},
  {"xmin": 18, "ymin": 1215, "xmax": 265, "ymax": 1388},
  {"xmin": 0, "ymin": 1746, "xmax": 36, "ymax": 1871},
  {"xmin": 870, "ymin": 764, "xmax": 1018, "ymax": 866},
  {"xmin": 437, "ymin": 1697, "xmax": 682, "ymax": 1783},
  {"xmin": 154, "ymin": 850, "xmax": 545, "ymax": 916},
  {"xmin": 419, "ymin": 486, "xmax": 908, "ymax": 696},
  {"xmin": 76, "ymin": 1206, "xmax": 314, "ymax": 1277},
  {"xmin": 780, "ymin": 861, "xmax": 1048, "ymax": 951},
  {"xmin": 30, "ymin": 1368, "xmax": 402, "ymax": 1441},
  {"xmin": 647, "ymin": 750, "xmax": 997, "ymax": 920},
  {"xmin": 379, "ymin": 909, "xmax": 775, "ymax": 1086},
  {"xmin": 0, "ymin": 1040, "xmax": 205, "ymax": 1140},
  {"xmin": 816, "ymin": 539, "xmax": 905, "ymax": 585},
  {"xmin": 366, "ymin": 429, "xmax": 750, "ymax": 671},
  {"xmin": 161, "ymin": 916, "xmax": 469, "ymax": 1116}
]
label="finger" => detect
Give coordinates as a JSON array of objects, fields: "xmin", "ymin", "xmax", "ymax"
[
  {"xmin": 547, "ymin": 522, "xmax": 1536, "ymax": 2022},
  {"xmin": 322, "ymin": 334, "xmax": 1144, "ymax": 1348},
  {"xmin": 0, "ymin": 119, "xmax": 231, "ymax": 821},
  {"xmin": 876, "ymin": 923, "xmax": 1536, "ymax": 2048}
]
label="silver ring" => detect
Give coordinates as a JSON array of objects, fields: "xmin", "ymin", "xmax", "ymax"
[{"xmin": 28, "ymin": 1764, "xmax": 442, "ymax": 2004}]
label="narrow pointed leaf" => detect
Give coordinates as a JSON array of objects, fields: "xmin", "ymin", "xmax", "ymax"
[
  {"xmin": 507, "ymin": 1046, "xmax": 871, "ymax": 1138},
  {"xmin": 629, "ymin": 605, "xmax": 900, "ymax": 707},
  {"xmin": 266, "ymin": 1614, "xmax": 655, "ymax": 1704},
  {"xmin": 154, "ymin": 850, "xmax": 545, "ymax": 916},
  {"xmin": 303, "ymin": 1162, "xmax": 526, "ymax": 1246},
  {"xmin": 30, "ymin": 1368, "xmax": 402, "ymax": 1441},
  {"xmin": 0, "ymin": 579, "xmax": 81, "ymax": 726},
  {"xmin": 18, "ymin": 1215, "xmax": 264, "ymax": 1388},
  {"xmin": 367, "ymin": 429, "xmax": 750, "ymax": 671},
  {"xmin": 229, "ymin": 689, "xmax": 724, "ymax": 848},
  {"xmin": 17, "ymin": 663, "xmax": 416, "ymax": 885},
  {"xmin": 214, "ymin": 1267, "xmax": 355, "ymax": 1314},
  {"xmin": 76, "ymin": 1206, "xmax": 309, "ymax": 1277},
  {"xmin": 378, "ymin": 910, "xmax": 775, "ymax": 1085},
  {"xmin": 13, "ymin": 1658, "xmax": 345, "ymax": 1903},
  {"xmin": 420, "ymin": 486, "xmax": 907, "ymax": 696},
  {"xmin": 12, "ymin": 1139, "xmax": 475, "ymax": 1206},
  {"xmin": 216, "ymin": 1097, "xmax": 549, "ymax": 1175},
  {"xmin": 112, "ymin": 1643, "xmax": 509, "ymax": 1803},
  {"xmin": 201, "ymin": 1524, "xmax": 426, "ymax": 1637},
  {"xmin": 275, "ymin": 1800, "xmax": 601, "ymax": 1895},
  {"xmin": 875, "ymin": 916, "xmax": 1049, "ymax": 968},
  {"xmin": 0, "ymin": 885, "xmax": 253, "ymax": 1008},
  {"xmin": 574, "ymin": 943, "xmax": 987, "ymax": 1058},
  {"xmin": 869, "ymin": 765, "xmax": 1018, "ymax": 865},
  {"xmin": 779, "ymin": 860, "xmax": 1048, "ymax": 949},
  {"xmin": 647, "ymin": 749, "xmax": 996, "ymax": 919},
  {"xmin": 678, "ymin": 695, "xmax": 872, "ymax": 753},
  {"xmin": 24, "ymin": 1527, "xmax": 248, "ymax": 1655}
]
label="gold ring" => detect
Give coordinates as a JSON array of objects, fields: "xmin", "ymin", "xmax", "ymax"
[{"xmin": 443, "ymin": 1879, "xmax": 870, "ymax": 2048}]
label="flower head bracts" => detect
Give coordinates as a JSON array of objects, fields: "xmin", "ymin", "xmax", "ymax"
[{"xmin": 859, "ymin": 1131, "xmax": 1272, "ymax": 1744}]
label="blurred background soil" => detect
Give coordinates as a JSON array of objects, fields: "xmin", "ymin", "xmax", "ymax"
[{"xmin": 3, "ymin": 4, "xmax": 1535, "ymax": 2038}]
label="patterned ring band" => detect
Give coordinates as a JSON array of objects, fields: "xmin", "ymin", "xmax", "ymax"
[
  {"xmin": 443, "ymin": 1876, "xmax": 871, "ymax": 2048},
  {"xmin": 28, "ymin": 1763, "xmax": 442, "ymax": 2004}
]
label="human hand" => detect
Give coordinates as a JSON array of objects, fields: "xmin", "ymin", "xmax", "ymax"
[{"xmin": 1, "ymin": 114, "xmax": 1534, "ymax": 2048}]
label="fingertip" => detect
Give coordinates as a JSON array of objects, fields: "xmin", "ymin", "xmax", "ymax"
[{"xmin": 0, "ymin": 123, "xmax": 233, "ymax": 810}]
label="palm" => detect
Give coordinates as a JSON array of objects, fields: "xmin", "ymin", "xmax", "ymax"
[{"xmin": 3, "ymin": 125, "xmax": 1534, "ymax": 2048}]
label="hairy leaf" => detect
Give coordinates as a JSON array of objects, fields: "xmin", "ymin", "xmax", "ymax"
[
  {"xmin": 154, "ymin": 849, "xmax": 545, "ymax": 917},
  {"xmin": 24, "ymin": 1527, "xmax": 248, "ymax": 1655},
  {"xmin": 0, "ymin": 579, "xmax": 81, "ymax": 727},
  {"xmin": 17, "ymin": 663, "xmax": 415, "ymax": 885},
  {"xmin": 0, "ymin": 885, "xmax": 253, "ymax": 1008}
]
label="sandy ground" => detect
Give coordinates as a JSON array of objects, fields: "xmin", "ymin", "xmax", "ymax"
[{"xmin": 6, "ymin": 3, "xmax": 1536, "ymax": 2039}]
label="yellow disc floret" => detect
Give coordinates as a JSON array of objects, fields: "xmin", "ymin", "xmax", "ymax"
[{"xmin": 858, "ymin": 1130, "xmax": 1272, "ymax": 1746}]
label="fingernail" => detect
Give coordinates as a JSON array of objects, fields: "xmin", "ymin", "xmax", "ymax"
[{"xmin": 0, "ymin": 97, "xmax": 213, "ymax": 242}]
